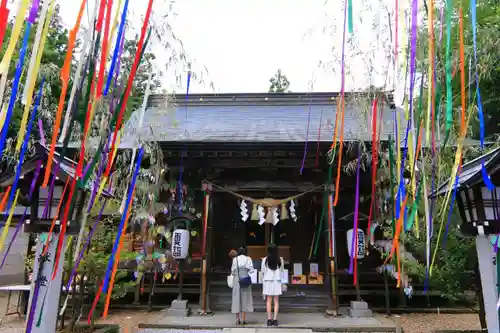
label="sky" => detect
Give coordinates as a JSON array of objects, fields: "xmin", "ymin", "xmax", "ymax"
[{"xmin": 40, "ymin": 0, "xmax": 402, "ymax": 98}]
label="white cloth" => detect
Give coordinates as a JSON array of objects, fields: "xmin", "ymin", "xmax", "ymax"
[{"xmin": 261, "ymin": 257, "xmax": 284, "ymax": 296}]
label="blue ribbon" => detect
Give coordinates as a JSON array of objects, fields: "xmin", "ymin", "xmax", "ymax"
[
  {"xmin": 471, "ymin": 0, "xmax": 495, "ymax": 191},
  {"xmin": 104, "ymin": 0, "xmax": 129, "ymax": 96},
  {"xmin": 0, "ymin": 22, "xmax": 32, "ymax": 160},
  {"xmin": 102, "ymin": 147, "xmax": 144, "ymax": 293}
]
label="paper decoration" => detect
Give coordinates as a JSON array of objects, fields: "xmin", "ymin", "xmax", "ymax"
[
  {"xmin": 293, "ymin": 263, "xmax": 303, "ymax": 276},
  {"xmin": 240, "ymin": 200, "xmax": 249, "ymax": 222},
  {"xmin": 271, "ymin": 206, "xmax": 279, "ymax": 225},
  {"xmin": 257, "ymin": 205, "xmax": 265, "ymax": 225},
  {"xmin": 281, "ymin": 269, "xmax": 289, "ymax": 284},
  {"xmin": 310, "ymin": 263, "xmax": 319, "ymax": 276},
  {"xmin": 251, "ymin": 204, "xmax": 258, "ymax": 220},
  {"xmin": 289, "ymin": 200, "xmax": 297, "ymax": 222},
  {"xmin": 171, "ymin": 229, "xmax": 190, "ymax": 260}
]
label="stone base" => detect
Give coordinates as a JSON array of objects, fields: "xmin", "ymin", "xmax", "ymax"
[
  {"xmin": 164, "ymin": 299, "xmax": 191, "ymax": 317},
  {"xmin": 348, "ymin": 301, "xmax": 372, "ymax": 318}
]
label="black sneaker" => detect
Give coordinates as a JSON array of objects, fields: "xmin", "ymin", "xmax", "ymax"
[
  {"xmin": 273, "ymin": 319, "xmax": 278, "ymax": 326},
  {"xmin": 267, "ymin": 319, "xmax": 273, "ymax": 326}
]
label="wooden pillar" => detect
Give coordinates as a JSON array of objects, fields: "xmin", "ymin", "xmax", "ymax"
[
  {"xmin": 325, "ymin": 185, "xmax": 338, "ymax": 315},
  {"xmin": 199, "ymin": 182, "xmax": 213, "ymax": 314}
]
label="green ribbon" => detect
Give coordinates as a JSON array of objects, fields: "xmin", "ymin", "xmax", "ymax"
[
  {"xmin": 443, "ymin": 0, "xmax": 453, "ymax": 148},
  {"xmin": 348, "ymin": 0, "xmax": 353, "ymax": 33}
]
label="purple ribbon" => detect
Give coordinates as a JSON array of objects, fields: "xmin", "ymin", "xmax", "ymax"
[
  {"xmin": 42, "ymin": 163, "xmax": 60, "ymax": 219},
  {"xmin": 38, "ymin": 119, "xmax": 46, "ymax": 146},
  {"xmin": 349, "ymin": 145, "xmax": 362, "ymax": 274},
  {"xmin": 299, "ymin": 100, "xmax": 312, "ymax": 175},
  {"xmin": 67, "ymin": 194, "xmax": 110, "ymax": 289},
  {"xmin": 27, "ymin": 0, "xmax": 40, "ymax": 23},
  {"xmin": 0, "ymin": 161, "xmax": 41, "ymax": 269}
]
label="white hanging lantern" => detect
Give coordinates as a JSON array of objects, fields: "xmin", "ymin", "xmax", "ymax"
[
  {"xmin": 346, "ymin": 228, "xmax": 365, "ymax": 259},
  {"xmin": 171, "ymin": 229, "xmax": 190, "ymax": 260}
]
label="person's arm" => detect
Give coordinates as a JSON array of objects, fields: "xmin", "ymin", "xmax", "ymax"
[
  {"xmin": 247, "ymin": 256, "xmax": 255, "ymax": 273},
  {"xmin": 280, "ymin": 257, "xmax": 285, "ymax": 274},
  {"xmin": 231, "ymin": 257, "xmax": 237, "ymax": 276}
]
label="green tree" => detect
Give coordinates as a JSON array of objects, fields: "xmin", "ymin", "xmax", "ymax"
[{"xmin": 269, "ymin": 69, "xmax": 290, "ymax": 92}]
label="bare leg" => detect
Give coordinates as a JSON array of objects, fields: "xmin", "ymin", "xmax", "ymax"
[
  {"xmin": 242, "ymin": 312, "xmax": 246, "ymax": 323},
  {"xmin": 273, "ymin": 296, "xmax": 279, "ymax": 320},
  {"xmin": 266, "ymin": 296, "xmax": 272, "ymax": 320},
  {"xmin": 236, "ymin": 313, "xmax": 240, "ymax": 324}
]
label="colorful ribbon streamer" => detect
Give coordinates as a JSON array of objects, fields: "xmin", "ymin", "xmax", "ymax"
[
  {"xmin": 104, "ymin": 0, "xmax": 154, "ymax": 178},
  {"xmin": 0, "ymin": 161, "xmax": 41, "ymax": 270},
  {"xmin": 471, "ymin": 0, "xmax": 495, "ymax": 191},
  {"xmin": 333, "ymin": 0, "xmax": 349, "ymax": 207},
  {"xmin": 43, "ymin": 0, "xmax": 88, "ymax": 187},
  {"xmin": 367, "ymin": 98, "xmax": 378, "ymax": 234},
  {"xmin": 17, "ymin": 0, "xmax": 54, "ymax": 152},
  {"xmin": 104, "ymin": 0, "xmax": 129, "ymax": 96},
  {"xmin": 0, "ymin": 20, "xmax": 32, "ymax": 160},
  {"xmin": 0, "ymin": 190, "xmax": 20, "ymax": 252},
  {"xmin": 1, "ymin": 80, "xmax": 44, "ymax": 234},
  {"xmin": 349, "ymin": 144, "xmax": 362, "ymax": 285},
  {"xmin": 0, "ymin": 0, "xmax": 30, "ymax": 74},
  {"xmin": 299, "ymin": 98, "xmax": 312, "ymax": 175},
  {"xmin": 102, "ymin": 187, "xmax": 135, "ymax": 319}
]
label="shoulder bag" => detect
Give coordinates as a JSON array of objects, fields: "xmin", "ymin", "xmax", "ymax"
[{"xmin": 237, "ymin": 256, "xmax": 252, "ymax": 288}]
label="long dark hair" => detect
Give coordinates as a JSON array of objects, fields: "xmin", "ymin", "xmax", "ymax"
[
  {"xmin": 237, "ymin": 245, "xmax": 247, "ymax": 256},
  {"xmin": 266, "ymin": 244, "xmax": 281, "ymax": 270}
]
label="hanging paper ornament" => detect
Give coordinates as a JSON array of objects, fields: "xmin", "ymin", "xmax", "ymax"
[
  {"xmin": 251, "ymin": 204, "xmax": 258, "ymax": 221},
  {"xmin": 257, "ymin": 205, "xmax": 265, "ymax": 225},
  {"xmin": 280, "ymin": 203, "xmax": 289, "ymax": 220},
  {"xmin": 271, "ymin": 207, "xmax": 279, "ymax": 225},
  {"xmin": 289, "ymin": 200, "xmax": 297, "ymax": 222},
  {"xmin": 240, "ymin": 200, "xmax": 249, "ymax": 222}
]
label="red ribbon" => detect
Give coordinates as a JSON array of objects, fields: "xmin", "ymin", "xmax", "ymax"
[
  {"xmin": 97, "ymin": 0, "xmax": 113, "ymax": 98},
  {"xmin": 0, "ymin": 0, "xmax": 10, "ymax": 51}
]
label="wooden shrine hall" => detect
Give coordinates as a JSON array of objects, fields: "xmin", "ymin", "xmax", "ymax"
[{"xmin": 115, "ymin": 92, "xmax": 424, "ymax": 313}]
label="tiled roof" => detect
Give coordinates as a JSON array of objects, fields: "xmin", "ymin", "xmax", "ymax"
[
  {"xmin": 121, "ymin": 92, "xmax": 402, "ymax": 146},
  {"xmin": 430, "ymin": 146, "xmax": 500, "ymax": 197}
]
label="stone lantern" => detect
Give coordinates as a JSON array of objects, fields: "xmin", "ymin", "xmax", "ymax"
[{"xmin": 430, "ymin": 147, "xmax": 500, "ymax": 333}]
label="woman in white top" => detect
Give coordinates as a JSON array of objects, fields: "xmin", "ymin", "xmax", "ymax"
[
  {"xmin": 231, "ymin": 246, "xmax": 254, "ymax": 325},
  {"xmin": 261, "ymin": 244, "xmax": 285, "ymax": 326}
]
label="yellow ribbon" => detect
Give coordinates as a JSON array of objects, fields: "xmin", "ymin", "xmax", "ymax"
[
  {"xmin": 108, "ymin": 0, "xmax": 123, "ymax": 51},
  {"xmin": 0, "ymin": 104, "xmax": 7, "ymax": 129},
  {"xmin": 0, "ymin": 190, "xmax": 20, "ymax": 253},
  {"xmin": 0, "ymin": 0, "xmax": 30, "ymax": 74},
  {"xmin": 16, "ymin": 0, "xmax": 56, "ymax": 152},
  {"xmin": 92, "ymin": 131, "xmax": 121, "ymax": 209},
  {"xmin": 430, "ymin": 108, "xmax": 473, "ymax": 274}
]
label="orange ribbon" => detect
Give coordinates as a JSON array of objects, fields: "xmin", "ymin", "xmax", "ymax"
[{"xmin": 43, "ymin": 0, "xmax": 87, "ymax": 187}]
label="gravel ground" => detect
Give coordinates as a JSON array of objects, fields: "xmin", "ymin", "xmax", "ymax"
[{"xmin": 0, "ymin": 295, "xmax": 483, "ymax": 333}]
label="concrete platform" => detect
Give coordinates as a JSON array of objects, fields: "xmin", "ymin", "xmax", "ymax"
[{"xmin": 138, "ymin": 312, "xmax": 395, "ymax": 331}]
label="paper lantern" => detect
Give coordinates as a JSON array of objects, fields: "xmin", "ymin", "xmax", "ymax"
[
  {"xmin": 171, "ymin": 229, "xmax": 190, "ymax": 260},
  {"xmin": 346, "ymin": 228, "xmax": 365, "ymax": 259}
]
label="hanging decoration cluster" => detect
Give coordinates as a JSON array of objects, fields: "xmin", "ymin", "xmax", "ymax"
[
  {"xmin": 0, "ymin": 0, "xmax": 155, "ymax": 328},
  {"xmin": 329, "ymin": 0, "xmax": 497, "ymax": 291}
]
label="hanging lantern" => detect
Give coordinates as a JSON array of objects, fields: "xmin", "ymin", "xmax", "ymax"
[
  {"xmin": 346, "ymin": 228, "xmax": 365, "ymax": 259},
  {"xmin": 171, "ymin": 228, "xmax": 190, "ymax": 260}
]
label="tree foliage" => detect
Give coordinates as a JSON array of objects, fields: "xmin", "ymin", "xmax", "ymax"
[{"xmin": 269, "ymin": 69, "xmax": 291, "ymax": 92}]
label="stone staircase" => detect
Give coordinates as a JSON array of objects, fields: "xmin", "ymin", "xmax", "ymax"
[{"xmin": 209, "ymin": 281, "xmax": 330, "ymax": 313}]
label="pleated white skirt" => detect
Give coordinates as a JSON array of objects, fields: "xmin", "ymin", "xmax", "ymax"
[{"xmin": 263, "ymin": 280, "xmax": 282, "ymax": 296}]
